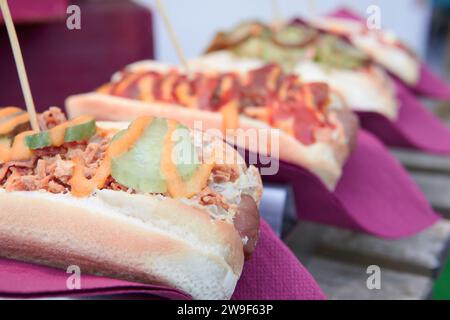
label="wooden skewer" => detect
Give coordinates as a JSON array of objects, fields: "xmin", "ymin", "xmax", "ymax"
[
  {"xmin": 0, "ymin": 0, "xmax": 39, "ymax": 132},
  {"xmin": 155, "ymin": 0, "xmax": 191, "ymax": 76}
]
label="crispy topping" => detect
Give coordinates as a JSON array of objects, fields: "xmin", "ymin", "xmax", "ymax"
[
  {"xmin": 0, "ymin": 108, "xmax": 242, "ymax": 220},
  {"xmin": 38, "ymin": 107, "xmax": 67, "ymax": 130},
  {"xmin": 198, "ymin": 186, "xmax": 230, "ymax": 211},
  {"xmin": 212, "ymin": 164, "xmax": 239, "ymax": 183}
]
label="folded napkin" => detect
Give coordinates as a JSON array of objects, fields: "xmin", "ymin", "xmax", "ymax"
[
  {"xmin": 328, "ymin": 7, "xmax": 450, "ymax": 100},
  {"xmin": 263, "ymin": 130, "xmax": 440, "ymax": 238},
  {"xmin": 414, "ymin": 64, "xmax": 450, "ymax": 100},
  {"xmin": 358, "ymin": 80, "xmax": 450, "ymax": 154},
  {"xmin": 0, "ymin": 219, "xmax": 325, "ymax": 300}
]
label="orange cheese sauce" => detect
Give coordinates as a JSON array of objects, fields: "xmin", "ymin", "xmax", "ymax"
[
  {"xmin": 220, "ymin": 100, "xmax": 239, "ymax": 133},
  {"xmin": 48, "ymin": 115, "xmax": 94, "ymax": 147},
  {"xmin": 160, "ymin": 120, "xmax": 214, "ymax": 198},
  {"xmin": 0, "ymin": 107, "xmax": 23, "ymax": 118},
  {"xmin": 69, "ymin": 116, "xmax": 152, "ymax": 197},
  {"xmin": 0, "ymin": 131, "xmax": 35, "ymax": 163},
  {"xmin": 0, "ymin": 112, "xmax": 29, "ymax": 136},
  {"xmin": 175, "ymin": 81, "xmax": 197, "ymax": 108}
]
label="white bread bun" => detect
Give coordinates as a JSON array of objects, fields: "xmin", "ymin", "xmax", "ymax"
[
  {"xmin": 0, "ymin": 123, "xmax": 263, "ymax": 300},
  {"xmin": 294, "ymin": 60, "xmax": 399, "ymax": 120}
]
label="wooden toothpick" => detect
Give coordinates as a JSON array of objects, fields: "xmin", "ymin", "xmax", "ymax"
[
  {"xmin": 0, "ymin": 0, "xmax": 39, "ymax": 132},
  {"xmin": 155, "ymin": 0, "xmax": 191, "ymax": 75}
]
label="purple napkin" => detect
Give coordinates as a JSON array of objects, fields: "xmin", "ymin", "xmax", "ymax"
[
  {"xmin": 414, "ymin": 64, "xmax": 450, "ymax": 100},
  {"xmin": 263, "ymin": 129, "xmax": 440, "ymax": 238},
  {"xmin": 328, "ymin": 8, "xmax": 450, "ymax": 100},
  {"xmin": 0, "ymin": 219, "xmax": 325, "ymax": 300},
  {"xmin": 358, "ymin": 80, "xmax": 450, "ymax": 154},
  {"xmin": 232, "ymin": 220, "xmax": 324, "ymax": 300}
]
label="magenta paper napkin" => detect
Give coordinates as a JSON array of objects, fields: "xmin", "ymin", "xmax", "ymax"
[
  {"xmin": 358, "ymin": 80, "xmax": 450, "ymax": 154},
  {"xmin": 0, "ymin": 219, "xmax": 325, "ymax": 300},
  {"xmin": 328, "ymin": 8, "xmax": 450, "ymax": 100},
  {"xmin": 414, "ymin": 63, "xmax": 450, "ymax": 100},
  {"xmin": 263, "ymin": 130, "xmax": 440, "ymax": 238}
]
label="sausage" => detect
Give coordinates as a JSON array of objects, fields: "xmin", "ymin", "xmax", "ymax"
[{"xmin": 234, "ymin": 194, "xmax": 260, "ymax": 260}]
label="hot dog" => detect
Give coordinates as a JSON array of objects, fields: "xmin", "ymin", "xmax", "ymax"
[
  {"xmin": 66, "ymin": 60, "xmax": 359, "ymax": 190},
  {"xmin": 204, "ymin": 20, "xmax": 400, "ymax": 120},
  {"xmin": 0, "ymin": 107, "xmax": 263, "ymax": 300}
]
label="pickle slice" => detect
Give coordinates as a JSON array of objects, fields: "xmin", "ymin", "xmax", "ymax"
[
  {"xmin": 25, "ymin": 116, "xmax": 97, "ymax": 150},
  {"xmin": 227, "ymin": 21, "xmax": 267, "ymax": 47},
  {"xmin": 111, "ymin": 118, "xmax": 168, "ymax": 193},
  {"xmin": 172, "ymin": 124, "xmax": 199, "ymax": 181},
  {"xmin": 64, "ymin": 118, "xmax": 96, "ymax": 143},
  {"xmin": 272, "ymin": 25, "xmax": 318, "ymax": 48},
  {"xmin": 315, "ymin": 35, "xmax": 369, "ymax": 69},
  {"xmin": 25, "ymin": 131, "xmax": 52, "ymax": 150},
  {"xmin": 111, "ymin": 118, "xmax": 199, "ymax": 194}
]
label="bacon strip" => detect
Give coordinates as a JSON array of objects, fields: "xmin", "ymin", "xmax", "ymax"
[{"xmin": 105, "ymin": 64, "xmax": 333, "ymax": 145}]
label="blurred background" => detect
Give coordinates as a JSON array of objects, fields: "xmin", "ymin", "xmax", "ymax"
[
  {"xmin": 139, "ymin": 0, "xmax": 450, "ymax": 80},
  {"xmin": 141, "ymin": 0, "xmax": 431, "ymax": 64}
]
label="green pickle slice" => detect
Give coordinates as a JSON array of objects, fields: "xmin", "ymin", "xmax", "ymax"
[
  {"xmin": 315, "ymin": 35, "xmax": 368, "ymax": 70},
  {"xmin": 172, "ymin": 124, "xmax": 199, "ymax": 181},
  {"xmin": 65, "ymin": 119, "xmax": 97, "ymax": 143},
  {"xmin": 25, "ymin": 131, "xmax": 52, "ymax": 150},
  {"xmin": 25, "ymin": 117, "xmax": 97, "ymax": 150},
  {"xmin": 272, "ymin": 25, "xmax": 317, "ymax": 48},
  {"xmin": 111, "ymin": 118, "xmax": 168, "ymax": 193},
  {"xmin": 111, "ymin": 118, "xmax": 199, "ymax": 194}
]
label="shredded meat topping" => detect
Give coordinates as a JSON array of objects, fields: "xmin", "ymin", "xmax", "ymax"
[
  {"xmin": 1, "ymin": 108, "xmax": 240, "ymax": 214},
  {"xmin": 0, "ymin": 134, "xmax": 113, "ymax": 194},
  {"xmin": 211, "ymin": 164, "xmax": 239, "ymax": 183},
  {"xmin": 198, "ymin": 186, "xmax": 230, "ymax": 211},
  {"xmin": 104, "ymin": 176, "xmax": 132, "ymax": 192},
  {"xmin": 0, "ymin": 107, "xmax": 114, "ymax": 194},
  {"xmin": 37, "ymin": 107, "xmax": 67, "ymax": 130}
]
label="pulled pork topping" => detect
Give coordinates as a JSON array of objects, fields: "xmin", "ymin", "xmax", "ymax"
[
  {"xmin": 1, "ymin": 107, "xmax": 260, "ymax": 258},
  {"xmin": 0, "ymin": 108, "xmax": 243, "ymax": 214},
  {"xmin": 198, "ymin": 186, "xmax": 231, "ymax": 211},
  {"xmin": 211, "ymin": 164, "xmax": 239, "ymax": 184},
  {"xmin": 0, "ymin": 108, "xmax": 128, "ymax": 194}
]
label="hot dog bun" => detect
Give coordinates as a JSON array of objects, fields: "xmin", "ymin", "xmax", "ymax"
[{"xmin": 0, "ymin": 122, "xmax": 263, "ymax": 300}]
